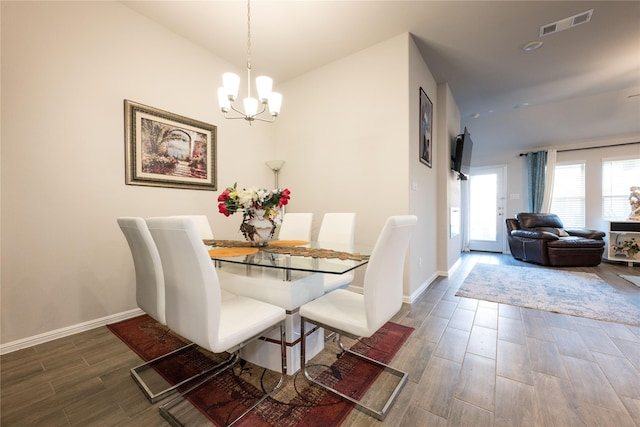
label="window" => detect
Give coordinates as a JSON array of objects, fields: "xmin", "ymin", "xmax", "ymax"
[
  {"xmin": 602, "ymin": 157, "xmax": 640, "ymax": 219},
  {"xmin": 550, "ymin": 163, "xmax": 585, "ymax": 227}
]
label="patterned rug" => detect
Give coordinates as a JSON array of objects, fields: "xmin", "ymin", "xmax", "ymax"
[
  {"xmin": 456, "ymin": 263, "xmax": 640, "ymax": 326},
  {"xmin": 107, "ymin": 315, "xmax": 412, "ymax": 426}
]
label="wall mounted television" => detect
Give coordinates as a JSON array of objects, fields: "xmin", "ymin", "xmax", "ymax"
[{"xmin": 451, "ymin": 127, "xmax": 473, "ymax": 180}]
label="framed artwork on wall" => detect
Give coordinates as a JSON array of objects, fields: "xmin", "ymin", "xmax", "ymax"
[
  {"xmin": 419, "ymin": 87, "xmax": 433, "ymax": 168},
  {"xmin": 124, "ymin": 100, "xmax": 217, "ymax": 191}
]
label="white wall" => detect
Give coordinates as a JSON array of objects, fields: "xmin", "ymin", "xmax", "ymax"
[
  {"xmin": 275, "ymin": 33, "xmax": 440, "ymax": 298},
  {"xmin": 408, "ymin": 36, "xmax": 440, "ymax": 297},
  {"xmin": 1, "ymin": 1, "xmax": 275, "ymax": 344},
  {"xmin": 436, "ymin": 83, "xmax": 463, "ymax": 272},
  {"xmin": 275, "ymin": 34, "xmax": 410, "ymax": 241}
]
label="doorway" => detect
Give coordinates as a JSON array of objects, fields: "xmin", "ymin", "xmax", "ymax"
[{"xmin": 468, "ymin": 166, "xmax": 506, "ymax": 253}]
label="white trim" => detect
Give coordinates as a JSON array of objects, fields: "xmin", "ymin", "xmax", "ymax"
[
  {"xmin": 448, "ymin": 257, "xmax": 462, "ymax": 278},
  {"xmin": 406, "ymin": 272, "xmax": 440, "ymax": 303},
  {"xmin": 0, "ymin": 308, "xmax": 144, "ymax": 355}
]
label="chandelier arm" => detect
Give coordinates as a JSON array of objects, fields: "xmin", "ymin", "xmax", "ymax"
[
  {"xmin": 229, "ymin": 103, "xmax": 250, "ymax": 117},
  {"xmin": 223, "ymin": 114, "xmax": 249, "ymax": 121},
  {"xmin": 252, "ymin": 116, "xmax": 276, "ymax": 123},
  {"xmin": 231, "ymin": 101, "xmax": 267, "ymax": 118},
  {"xmin": 255, "ymin": 103, "xmax": 267, "ymax": 116}
]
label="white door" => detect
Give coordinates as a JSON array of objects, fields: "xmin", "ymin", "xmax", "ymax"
[{"xmin": 468, "ymin": 166, "xmax": 506, "ymax": 252}]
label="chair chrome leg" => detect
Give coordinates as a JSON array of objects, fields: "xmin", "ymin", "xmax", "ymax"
[
  {"xmin": 159, "ymin": 322, "xmax": 287, "ymax": 427},
  {"xmin": 131, "ymin": 342, "xmax": 203, "ymax": 403},
  {"xmin": 324, "ymin": 331, "xmax": 342, "ymax": 344},
  {"xmin": 301, "ymin": 317, "xmax": 408, "ymax": 421}
]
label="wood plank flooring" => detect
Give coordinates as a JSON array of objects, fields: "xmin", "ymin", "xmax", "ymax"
[{"xmin": 2, "ymin": 253, "xmax": 639, "ymax": 426}]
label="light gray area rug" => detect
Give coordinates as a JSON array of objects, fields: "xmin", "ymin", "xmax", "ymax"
[
  {"xmin": 620, "ymin": 274, "xmax": 640, "ymax": 288},
  {"xmin": 456, "ymin": 263, "xmax": 640, "ymax": 326}
]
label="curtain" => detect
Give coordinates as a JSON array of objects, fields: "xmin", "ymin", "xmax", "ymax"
[
  {"xmin": 540, "ymin": 149, "xmax": 557, "ymax": 213},
  {"xmin": 525, "ymin": 151, "xmax": 547, "ymax": 213}
]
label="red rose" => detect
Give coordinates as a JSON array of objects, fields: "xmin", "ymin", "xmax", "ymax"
[
  {"xmin": 217, "ymin": 190, "xmax": 230, "ymax": 202},
  {"xmin": 218, "ymin": 203, "xmax": 230, "ymax": 216},
  {"xmin": 278, "ymin": 189, "xmax": 290, "ymax": 208}
]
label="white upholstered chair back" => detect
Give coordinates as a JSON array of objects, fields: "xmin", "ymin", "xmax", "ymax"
[
  {"xmin": 317, "ymin": 213, "xmax": 356, "ymax": 245},
  {"xmin": 146, "ymin": 216, "xmax": 222, "ymax": 351},
  {"xmin": 117, "ymin": 217, "xmax": 166, "ymax": 325},
  {"xmin": 363, "ymin": 215, "xmax": 417, "ymax": 333},
  {"xmin": 172, "ymin": 215, "xmax": 213, "ymax": 240},
  {"xmin": 278, "ymin": 213, "xmax": 313, "ymax": 241},
  {"xmin": 317, "ymin": 213, "xmax": 357, "ymax": 293}
]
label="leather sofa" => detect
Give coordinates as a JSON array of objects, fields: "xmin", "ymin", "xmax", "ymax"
[{"xmin": 506, "ymin": 213, "xmax": 605, "ymax": 267}]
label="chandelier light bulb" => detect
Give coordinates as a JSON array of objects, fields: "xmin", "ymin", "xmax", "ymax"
[
  {"xmin": 222, "ymin": 72, "xmax": 240, "ymax": 101},
  {"xmin": 217, "ymin": 88, "xmax": 231, "ymax": 113},
  {"xmin": 243, "ymin": 97, "xmax": 259, "ymax": 117},
  {"xmin": 256, "ymin": 76, "xmax": 273, "ymax": 103},
  {"xmin": 268, "ymin": 92, "xmax": 282, "ymax": 116}
]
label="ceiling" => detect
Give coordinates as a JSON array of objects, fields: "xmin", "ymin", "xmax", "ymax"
[{"xmin": 122, "ymin": 1, "xmax": 640, "ymax": 159}]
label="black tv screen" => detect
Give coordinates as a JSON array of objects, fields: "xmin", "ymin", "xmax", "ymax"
[{"xmin": 452, "ymin": 127, "xmax": 473, "ymax": 179}]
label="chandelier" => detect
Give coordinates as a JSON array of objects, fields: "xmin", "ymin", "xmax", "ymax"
[{"xmin": 217, "ymin": 0, "xmax": 282, "ymax": 124}]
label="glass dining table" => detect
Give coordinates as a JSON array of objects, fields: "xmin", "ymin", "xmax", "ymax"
[{"xmin": 204, "ymin": 239, "xmax": 371, "ymax": 374}]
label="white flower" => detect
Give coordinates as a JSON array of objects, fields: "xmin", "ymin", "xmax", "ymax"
[{"xmin": 238, "ymin": 189, "xmax": 256, "ymax": 208}]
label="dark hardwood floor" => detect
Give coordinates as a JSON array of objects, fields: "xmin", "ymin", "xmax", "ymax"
[{"xmin": 2, "ymin": 253, "xmax": 639, "ymax": 426}]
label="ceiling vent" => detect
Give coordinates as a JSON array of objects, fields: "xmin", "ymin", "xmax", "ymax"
[{"xmin": 539, "ymin": 9, "xmax": 594, "ymax": 37}]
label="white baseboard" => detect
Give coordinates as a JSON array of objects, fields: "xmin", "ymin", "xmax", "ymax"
[
  {"xmin": 0, "ymin": 308, "xmax": 145, "ymax": 355},
  {"xmin": 407, "ymin": 271, "xmax": 440, "ymax": 303}
]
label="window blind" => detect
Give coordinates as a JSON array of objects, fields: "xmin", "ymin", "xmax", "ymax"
[
  {"xmin": 550, "ymin": 163, "xmax": 585, "ymax": 228},
  {"xmin": 602, "ymin": 157, "xmax": 640, "ymax": 219}
]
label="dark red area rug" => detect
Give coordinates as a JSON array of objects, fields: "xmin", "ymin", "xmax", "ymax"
[{"xmin": 108, "ymin": 315, "xmax": 413, "ymax": 426}]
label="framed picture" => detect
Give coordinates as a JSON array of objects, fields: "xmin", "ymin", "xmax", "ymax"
[
  {"xmin": 124, "ymin": 100, "xmax": 217, "ymax": 191},
  {"xmin": 419, "ymin": 87, "xmax": 433, "ymax": 168}
]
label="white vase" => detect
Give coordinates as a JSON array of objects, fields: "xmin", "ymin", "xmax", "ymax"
[{"xmin": 240, "ymin": 209, "xmax": 277, "ymax": 246}]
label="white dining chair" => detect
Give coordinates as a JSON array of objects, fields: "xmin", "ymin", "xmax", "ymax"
[
  {"xmin": 146, "ymin": 216, "xmax": 287, "ymax": 426},
  {"xmin": 117, "ymin": 217, "xmax": 196, "ymax": 403},
  {"xmin": 299, "ymin": 215, "xmax": 417, "ymax": 420},
  {"xmin": 277, "ymin": 212, "xmax": 313, "ymax": 241},
  {"xmin": 172, "ymin": 214, "xmax": 213, "ymax": 240},
  {"xmin": 317, "ymin": 212, "xmax": 357, "ymax": 293}
]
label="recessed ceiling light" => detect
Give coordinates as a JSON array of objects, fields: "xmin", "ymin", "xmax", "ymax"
[
  {"xmin": 471, "ymin": 113, "xmax": 480, "ymax": 118},
  {"xmin": 514, "ymin": 102, "xmax": 530, "ymax": 109},
  {"xmin": 523, "ymin": 41, "xmax": 544, "ymax": 52}
]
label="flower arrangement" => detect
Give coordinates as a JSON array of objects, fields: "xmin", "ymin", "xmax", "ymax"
[
  {"xmin": 217, "ymin": 183, "xmax": 291, "ymax": 221},
  {"xmin": 217, "ymin": 183, "xmax": 291, "ymax": 245}
]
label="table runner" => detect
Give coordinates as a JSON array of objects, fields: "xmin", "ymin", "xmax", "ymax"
[
  {"xmin": 203, "ymin": 239, "xmax": 370, "ymax": 261},
  {"xmin": 208, "ymin": 247, "xmax": 259, "ymax": 257}
]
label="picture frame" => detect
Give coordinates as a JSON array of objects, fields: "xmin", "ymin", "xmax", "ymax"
[
  {"xmin": 124, "ymin": 100, "xmax": 217, "ymax": 191},
  {"xmin": 419, "ymin": 87, "xmax": 433, "ymax": 168}
]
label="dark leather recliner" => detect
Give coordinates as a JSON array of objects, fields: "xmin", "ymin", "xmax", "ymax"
[{"xmin": 506, "ymin": 213, "xmax": 605, "ymax": 267}]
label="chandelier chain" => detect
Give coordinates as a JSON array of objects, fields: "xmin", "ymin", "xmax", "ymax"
[{"xmin": 246, "ymin": 0, "xmax": 252, "ymax": 70}]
